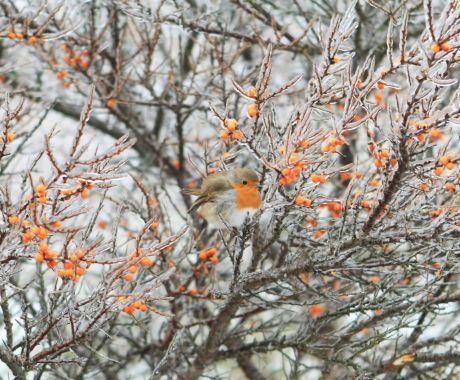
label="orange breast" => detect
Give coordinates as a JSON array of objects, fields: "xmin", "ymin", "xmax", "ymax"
[{"xmin": 234, "ymin": 186, "xmax": 261, "ymax": 209}]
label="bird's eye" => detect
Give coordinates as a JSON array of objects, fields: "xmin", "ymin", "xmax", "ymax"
[{"xmin": 242, "ymin": 180, "xmax": 248, "ymax": 185}]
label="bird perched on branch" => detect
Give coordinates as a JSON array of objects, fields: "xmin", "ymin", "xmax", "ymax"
[{"xmin": 186, "ymin": 168, "xmax": 261, "ymax": 228}]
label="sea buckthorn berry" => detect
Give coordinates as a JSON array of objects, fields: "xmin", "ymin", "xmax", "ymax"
[
  {"xmin": 374, "ymin": 159, "xmax": 384, "ymax": 168},
  {"xmin": 439, "ymin": 156, "xmax": 451, "ymax": 166},
  {"xmin": 309, "ymin": 304, "xmax": 326, "ymax": 317},
  {"xmin": 27, "ymin": 36, "xmax": 37, "ymax": 45},
  {"xmin": 188, "ymin": 288, "xmax": 198, "ymax": 296},
  {"xmin": 76, "ymin": 267, "xmax": 86, "ymax": 276},
  {"xmin": 75, "ymin": 249, "xmax": 85, "ymax": 259},
  {"xmin": 377, "ymin": 81, "xmax": 385, "ymax": 90},
  {"xmin": 247, "ymin": 87, "xmax": 257, "ymax": 98},
  {"xmin": 8, "ymin": 215, "xmax": 19, "ymax": 225},
  {"xmin": 311, "ymin": 174, "xmax": 327, "ymax": 184},
  {"xmin": 7, "ymin": 31, "xmax": 16, "ymax": 39},
  {"xmin": 123, "ymin": 305, "xmax": 135, "ymax": 314},
  {"xmin": 231, "ymin": 130, "xmax": 244, "ymax": 140},
  {"xmin": 441, "ymin": 42, "xmax": 452, "ymax": 52},
  {"xmin": 56, "ymin": 71, "xmax": 67, "ymax": 80},
  {"xmin": 140, "ymin": 257, "xmax": 153, "ymax": 267},
  {"xmin": 225, "ymin": 119, "xmax": 238, "ymax": 132},
  {"xmin": 22, "ymin": 231, "xmax": 34, "ymax": 244},
  {"xmin": 429, "ymin": 128, "xmax": 442, "ymax": 141},
  {"xmin": 420, "ymin": 182, "xmax": 428, "ymax": 191},
  {"xmin": 7, "ymin": 132, "xmax": 15, "ymax": 142},
  {"xmin": 35, "ymin": 253, "xmax": 44, "ymax": 263},
  {"xmin": 431, "ymin": 43, "xmax": 441, "ymax": 53},
  {"xmin": 46, "ymin": 260, "xmax": 58, "ymax": 269},
  {"xmin": 81, "ymin": 188, "xmax": 89, "ymax": 199},
  {"xmin": 128, "ymin": 265, "xmax": 138, "ymax": 273},
  {"xmin": 331, "ymin": 56, "xmax": 340, "ymax": 64},
  {"xmin": 295, "ymin": 196, "xmax": 312, "ymax": 207},
  {"xmin": 247, "ymin": 104, "xmax": 259, "ymax": 118},
  {"xmin": 434, "ymin": 167, "xmax": 443, "ymax": 176},
  {"xmin": 36, "ymin": 227, "xmax": 48, "ymax": 240},
  {"xmin": 124, "ymin": 274, "xmax": 133, "ymax": 282},
  {"xmin": 312, "ymin": 230, "xmax": 326, "ymax": 239},
  {"xmin": 106, "ymin": 98, "xmax": 117, "ymax": 109},
  {"xmin": 220, "ymin": 131, "xmax": 229, "ymax": 140},
  {"xmin": 51, "ymin": 220, "xmax": 61, "ymax": 228},
  {"xmin": 35, "ymin": 183, "xmax": 46, "ymax": 194},
  {"xmin": 444, "ymin": 183, "xmax": 456, "ymax": 192}
]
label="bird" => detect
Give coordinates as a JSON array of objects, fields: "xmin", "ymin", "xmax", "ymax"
[{"xmin": 186, "ymin": 168, "xmax": 261, "ymax": 228}]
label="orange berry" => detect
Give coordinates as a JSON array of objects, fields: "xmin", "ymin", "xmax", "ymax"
[
  {"xmin": 309, "ymin": 304, "xmax": 326, "ymax": 317},
  {"xmin": 220, "ymin": 131, "xmax": 229, "ymax": 140},
  {"xmin": 312, "ymin": 230, "xmax": 326, "ymax": 239},
  {"xmin": 76, "ymin": 267, "xmax": 86, "ymax": 276},
  {"xmin": 81, "ymin": 49, "xmax": 90, "ymax": 57},
  {"xmin": 377, "ymin": 81, "xmax": 385, "ymax": 90},
  {"xmin": 8, "ymin": 215, "xmax": 19, "ymax": 225},
  {"xmin": 70, "ymin": 254, "xmax": 78, "ymax": 263},
  {"xmin": 416, "ymin": 133, "xmax": 425, "ymax": 142},
  {"xmin": 210, "ymin": 255, "xmax": 219, "ymax": 265},
  {"xmin": 128, "ymin": 265, "xmax": 138, "ymax": 274},
  {"xmin": 444, "ymin": 183, "xmax": 456, "ymax": 192},
  {"xmin": 374, "ymin": 159, "xmax": 384, "ymax": 168},
  {"xmin": 171, "ymin": 159, "xmax": 180, "ymax": 170},
  {"xmin": 331, "ymin": 56, "xmax": 340, "ymax": 64},
  {"xmin": 7, "ymin": 132, "xmax": 15, "ymax": 142},
  {"xmin": 311, "ymin": 174, "xmax": 327, "ymax": 184},
  {"xmin": 7, "ymin": 31, "xmax": 16, "ymax": 39},
  {"xmin": 123, "ymin": 305, "xmax": 135, "ymax": 314},
  {"xmin": 45, "ymin": 250, "xmax": 57, "ymax": 260},
  {"xmin": 434, "ymin": 167, "xmax": 443, "ymax": 176},
  {"xmin": 27, "ymin": 36, "xmax": 37, "ymax": 45},
  {"xmin": 247, "ymin": 87, "xmax": 257, "ymax": 98},
  {"xmin": 188, "ymin": 288, "xmax": 198, "ymax": 296},
  {"xmin": 80, "ymin": 188, "xmax": 89, "ymax": 199},
  {"xmin": 56, "ymin": 71, "xmax": 67, "ymax": 80},
  {"xmin": 374, "ymin": 92, "xmax": 384, "ymax": 104},
  {"xmin": 369, "ymin": 276, "xmax": 380, "ymax": 284},
  {"xmin": 35, "ymin": 253, "xmax": 44, "ymax": 263},
  {"xmin": 46, "ymin": 260, "xmax": 58, "ymax": 269},
  {"xmin": 431, "ymin": 43, "xmax": 441, "ymax": 53},
  {"xmin": 420, "ymin": 182, "xmax": 428, "ymax": 191},
  {"xmin": 390, "ymin": 158, "xmax": 398, "ymax": 167},
  {"xmin": 124, "ymin": 274, "xmax": 133, "ymax": 282},
  {"xmin": 36, "ymin": 227, "xmax": 48, "ymax": 240},
  {"xmin": 380, "ymin": 149, "xmax": 389, "ymax": 158},
  {"xmin": 75, "ymin": 249, "xmax": 85, "ymax": 259},
  {"xmin": 199, "ymin": 251, "xmax": 208, "ymax": 260},
  {"xmin": 446, "ymin": 162, "xmax": 455, "ymax": 170},
  {"xmin": 106, "ymin": 98, "xmax": 117, "ymax": 109},
  {"xmin": 225, "ymin": 119, "xmax": 238, "ymax": 132},
  {"xmin": 370, "ymin": 179, "xmax": 379, "ymax": 187},
  {"xmin": 63, "ymin": 82, "xmax": 72, "ymax": 89},
  {"xmin": 57, "ymin": 269, "xmax": 66, "ymax": 278},
  {"xmin": 79, "ymin": 60, "xmax": 90, "ymax": 70},
  {"xmin": 16, "ymin": 33, "xmax": 24, "ymax": 40},
  {"xmin": 35, "ymin": 183, "xmax": 46, "ymax": 194},
  {"xmin": 439, "ymin": 156, "xmax": 451, "ymax": 166},
  {"xmin": 440, "ymin": 42, "xmax": 452, "ymax": 52},
  {"xmin": 64, "ymin": 261, "xmax": 74, "ymax": 269},
  {"xmin": 139, "ymin": 303, "xmax": 148, "ymax": 312},
  {"xmin": 22, "ymin": 231, "xmax": 34, "ymax": 244},
  {"xmin": 140, "ymin": 257, "xmax": 153, "ymax": 267},
  {"xmin": 51, "ymin": 220, "xmax": 61, "ymax": 228},
  {"xmin": 231, "ymin": 130, "xmax": 244, "ymax": 140},
  {"xmin": 429, "ymin": 128, "xmax": 442, "ymax": 141},
  {"xmin": 247, "ymin": 103, "xmax": 259, "ymax": 118},
  {"xmin": 432, "ymin": 261, "xmax": 442, "ymax": 269}
]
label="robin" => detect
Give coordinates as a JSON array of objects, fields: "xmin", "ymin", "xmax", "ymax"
[{"xmin": 187, "ymin": 168, "xmax": 261, "ymax": 228}]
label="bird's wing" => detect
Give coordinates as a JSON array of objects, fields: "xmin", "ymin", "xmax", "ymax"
[{"xmin": 189, "ymin": 193, "xmax": 217, "ymax": 212}]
